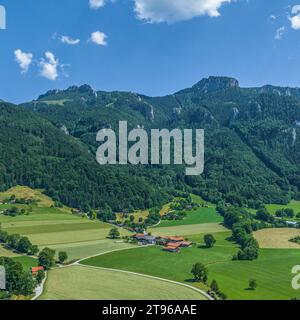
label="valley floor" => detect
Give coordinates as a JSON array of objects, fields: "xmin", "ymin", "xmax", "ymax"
[
  {"xmin": 39, "ymin": 265, "xmax": 208, "ymax": 300},
  {"xmin": 2, "ymin": 187, "xmax": 300, "ymax": 300}
]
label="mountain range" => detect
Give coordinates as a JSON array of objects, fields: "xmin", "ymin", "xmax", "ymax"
[{"xmin": 2, "ymin": 76, "xmax": 300, "ymax": 211}]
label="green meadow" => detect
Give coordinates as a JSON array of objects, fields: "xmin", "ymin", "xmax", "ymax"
[
  {"xmin": 12, "ymin": 256, "xmax": 38, "ymax": 271},
  {"xmin": 82, "ymin": 232, "xmax": 300, "ymax": 300},
  {"xmin": 266, "ymin": 200, "xmax": 300, "ymax": 215},
  {"xmin": 0, "ymin": 244, "xmax": 19, "ymax": 257},
  {"xmin": 157, "ymin": 207, "xmax": 223, "ymax": 228},
  {"xmin": 149, "ymin": 222, "xmax": 227, "ymax": 237},
  {"xmin": 0, "ymin": 187, "xmax": 131, "ymax": 261},
  {"xmin": 40, "ymin": 265, "xmax": 207, "ymax": 300},
  {"xmin": 2, "ymin": 186, "xmax": 300, "ymax": 300},
  {"xmin": 81, "ymin": 232, "xmax": 237, "ymax": 288}
]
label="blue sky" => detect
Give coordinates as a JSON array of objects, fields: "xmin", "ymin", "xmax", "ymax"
[{"xmin": 1, "ymin": 0, "xmax": 300, "ymax": 103}]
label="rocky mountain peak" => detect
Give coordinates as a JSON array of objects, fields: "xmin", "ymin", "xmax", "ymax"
[{"xmin": 193, "ymin": 76, "xmax": 240, "ymax": 93}]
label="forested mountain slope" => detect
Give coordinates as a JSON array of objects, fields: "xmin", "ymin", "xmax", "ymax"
[
  {"xmin": 0, "ymin": 102, "xmax": 177, "ymax": 211},
  {"xmin": 3, "ymin": 76, "xmax": 300, "ymax": 209}
]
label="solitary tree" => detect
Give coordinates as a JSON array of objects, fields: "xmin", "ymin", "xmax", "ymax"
[
  {"xmin": 36, "ymin": 270, "xmax": 45, "ymax": 285},
  {"xmin": 17, "ymin": 237, "xmax": 32, "ymax": 254},
  {"xmin": 210, "ymin": 280, "xmax": 219, "ymax": 293},
  {"xmin": 38, "ymin": 247, "xmax": 56, "ymax": 270},
  {"xmin": 58, "ymin": 251, "xmax": 68, "ymax": 264},
  {"xmin": 108, "ymin": 227, "xmax": 120, "ymax": 239},
  {"xmin": 204, "ymin": 234, "xmax": 216, "ymax": 248},
  {"xmin": 191, "ymin": 263, "xmax": 208, "ymax": 283},
  {"xmin": 29, "ymin": 244, "xmax": 39, "ymax": 256},
  {"xmin": 249, "ymin": 279, "xmax": 257, "ymax": 290}
]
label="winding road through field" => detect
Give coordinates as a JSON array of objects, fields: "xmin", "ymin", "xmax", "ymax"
[{"xmin": 33, "ymin": 245, "xmax": 214, "ymax": 301}]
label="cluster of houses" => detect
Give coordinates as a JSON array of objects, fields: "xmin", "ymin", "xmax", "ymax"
[{"xmin": 134, "ymin": 234, "xmax": 192, "ymax": 253}]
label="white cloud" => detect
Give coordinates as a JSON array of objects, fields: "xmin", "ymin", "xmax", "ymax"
[
  {"xmin": 14, "ymin": 49, "xmax": 33, "ymax": 74},
  {"xmin": 289, "ymin": 5, "xmax": 300, "ymax": 30},
  {"xmin": 39, "ymin": 51, "xmax": 60, "ymax": 80},
  {"xmin": 275, "ymin": 26, "xmax": 285, "ymax": 40},
  {"xmin": 89, "ymin": 0, "xmax": 106, "ymax": 9},
  {"xmin": 60, "ymin": 35, "xmax": 80, "ymax": 45},
  {"xmin": 90, "ymin": 31, "xmax": 108, "ymax": 46},
  {"xmin": 134, "ymin": 0, "xmax": 233, "ymax": 23}
]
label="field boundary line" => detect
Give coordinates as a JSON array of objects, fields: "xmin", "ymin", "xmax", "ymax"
[{"xmin": 77, "ymin": 263, "xmax": 214, "ymax": 301}]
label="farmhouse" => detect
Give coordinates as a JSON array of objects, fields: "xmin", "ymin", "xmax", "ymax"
[
  {"xmin": 164, "ymin": 244, "xmax": 180, "ymax": 253},
  {"xmin": 134, "ymin": 234, "xmax": 157, "ymax": 245},
  {"xmin": 133, "ymin": 234, "xmax": 192, "ymax": 252},
  {"xmin": 31, "ymin": 266, "xmax": 44, "ymax": 275},
  {"xmin": 180, "ymin": 241, "xmax": 192, "ymax": 247},
  {"xmin": 161, "ymin": 237, "xmax": 192, "ymax": 253},
  {"xmin": 161, "ymin": 236, "xmax": 185, "ymax": 242}
]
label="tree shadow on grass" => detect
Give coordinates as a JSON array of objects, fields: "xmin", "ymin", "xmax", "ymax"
[
  {"xmin": 184, "ymin": 278, "xmax": 199, "ymax": 283},
  {"xmin": 197, "ymin": 245, "xmax": 212, "ymax": 249}
]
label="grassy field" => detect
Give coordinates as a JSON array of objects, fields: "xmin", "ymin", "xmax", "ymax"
[
  {"xmin": 81, "ymin": 232, "xmax": 300, "ymax": 300},
  {"xmin": 254, "ymin": 228, "xmax": 300, "ymax": 249},
  {"xmin": 12, "ymin": 256, "xmax": 38, "ymax": 271},
  {"xmin": 81, "ymin": 232, "xmax": 237, "ymax": 289},
  {"xmin": 47, "ymin": 240, "xmax": 135, "ymax": 261},
  {"xmin": 0, "ymin": 187, "xmax": 132, "ymax": 261},
  {"xmin": 208, "ymin": 248, "xmax": 300, "ymax": 300},
  {"xmin": 39, "ymin": 265, "xmax": 207, "ymax": 300},
  {"xmin": 0, "ymin": 186, "xmax": 55, "ymax": 207},
  {"xmin": 157, "ymin": 208, "xmax": 223, "ymax": 228},
  {"xmin": 149, "ymin": 222, "xmax": 227, "ymax": 236},
  {"xmin": 266, "ymin": 200, "xmax": 300, "ymax": 215},
  {"xmin": 0, "ymin": 244, "xmax": 20, "ymax": 257},
  {"xmin": 116, "ymin": 209, "xmax": 149, "ymax": 223},
  {"xmin": 187, "ymin": 231, "xmax": 233, "ymax": 247},
  {"xmin": 190, "ymin": 194, "xmax": 215, "ymax": 207},
  {"xmin": 159, "ymin": 203, "xmax": 172, "ymax": 216}
]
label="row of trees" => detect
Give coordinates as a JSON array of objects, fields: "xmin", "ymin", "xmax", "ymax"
[
  {"xmin": 275, "ymin": 208, "xmax": 300, "ymax": 219},
  {"xmin": 218, "ymin": 206, "xmax": 261, "ymax": 261},
  {"xmin": 191, "ymin": 263, "xmax": 227, "ymax": 300},
  {"xmin": 1, "ymin": 206, "xmax": 30, "ymax": 217},
  {"xmin": 0, "ymin": 229, "xmax": 38, "ymax": 256}
]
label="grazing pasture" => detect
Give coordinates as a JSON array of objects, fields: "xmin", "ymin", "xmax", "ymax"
[
  {"xmin": 149, "ymin": 222, "xmax": 227, "ymax": 237},
  {"xmin": 266, "ymin": 200, "xmax": 300, "ymax": 215},
  {"xmin": 0, "ymin": 186, "xmax": 54, "ymax": 207},
  {"xmin": 208, "ymin": 248, "xmax": 300, "ymax": 300},
  {"xmin": 81, "ymin": 240, "xmax": 300, "ymax": 300},
  {"xmin": 187, "ymin": 231, "xmax": 233, "ymax": 247},
  {"xmin": 0, "ymin": 211, "xmax": 131, "ymax": 260},
  {"xmin": 39, "ymin": 265, "xmax": 207, "ymax": 300},
  {"xmin": 116, "ymin": 209, "xmax": 149, "ymax": 223},
  {"xmin": 0, "ymin": 187, "xmax": 132, "ymax": 261},
  {"xmin": 157, "ymin": 207, "xmax": 223, "ymax": 228},
  {"xmin": 12, "ymin": 256, "xmax": 38, "ymax": 271},
  {"xmin": 254, "ymin": 228, "xmax": 300, "ymax": 249},
  {"xmin": 81, "ymin": 232, "xmax": 237, "ymax": 286},
  {"xmin": 0, "ymin": 244, "xmax": 19, "ymax": 257},
  {"xmin": 48, "ymin": 239, "xmax": 135, "ymax": 261},
  {"xmin": 190, "ymin": 194, "xmax": 215, "ymax": 207}
]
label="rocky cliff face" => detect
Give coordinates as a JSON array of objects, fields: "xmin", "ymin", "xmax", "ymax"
[{"xmin": 192, "ymin": 76, "xmax": 240, "ymax": 93}]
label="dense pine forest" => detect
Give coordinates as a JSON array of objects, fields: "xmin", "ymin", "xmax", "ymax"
[{"xmin": 2, "ymin": 76, "xmax": 300, "ymax": 211}]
